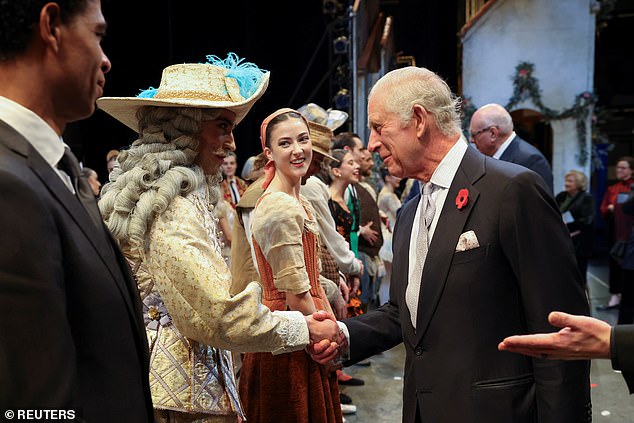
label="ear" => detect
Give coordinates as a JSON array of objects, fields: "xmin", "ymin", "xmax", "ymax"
[
  {"xmin": 412, "ymin": 104, "xmax": 428, "ymax": 139},
  {"xmin": 39, "ymin": 3, "xmax": 63, "ymax": 53},
  {"xmin": 263, "ymin": 147, "xmax": 273, "ymax": 162},
  {"xmin": 489, "ymin": 126, "xmax": 501, "ymax": 140}
]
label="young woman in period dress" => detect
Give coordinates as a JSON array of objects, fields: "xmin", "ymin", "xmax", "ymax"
[{"xmin": 238, "ymin": 109, "xmax": 342, "ymax": 423}]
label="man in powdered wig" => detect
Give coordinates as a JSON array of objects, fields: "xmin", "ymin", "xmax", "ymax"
[{"xmin": 98, "ymin": 54, "xmax": 340, "ymax": 423}]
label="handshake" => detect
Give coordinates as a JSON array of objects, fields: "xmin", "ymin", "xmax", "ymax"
[{"xmin": 303, "ymin": 310, "xmax": 347, "ymax": 365}]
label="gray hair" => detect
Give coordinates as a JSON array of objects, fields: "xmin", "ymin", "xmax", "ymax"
[
  {"xmin": 369, "ymin": 67, "xmax": 462, "ymax": 137},
  {"xmin": 565, "ymin": 169, "xmax": 588, "ymax": 191},
  {"xmin": 99, "ymin": 106, "xmax": 222, "ymax": 249}
]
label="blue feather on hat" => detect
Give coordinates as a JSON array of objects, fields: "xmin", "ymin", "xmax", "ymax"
[
  {"xmin": 137, "ymin": 87, "xmax": 157, "ymax": 99},
  {"xmin": 205, "ymin": 53, "xmax": 267, "ymax": 99}
]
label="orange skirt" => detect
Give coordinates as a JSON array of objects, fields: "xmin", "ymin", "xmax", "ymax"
[{"xmin": 239, "ymin": 349, "xmax": 342, "ymax": 423}]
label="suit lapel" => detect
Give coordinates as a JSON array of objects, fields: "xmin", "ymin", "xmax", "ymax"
[
  {"xmin": 0, "ymin": 123, "xmax": 137, "ymax": 318},
  {"xmin": 413, "ymin": 147, "xmax": 484, "ymax": 346}
]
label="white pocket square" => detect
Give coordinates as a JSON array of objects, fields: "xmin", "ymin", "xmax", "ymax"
[{"xmin": 455, "ymin": 230, "xmax": 479, "ymax": 252}]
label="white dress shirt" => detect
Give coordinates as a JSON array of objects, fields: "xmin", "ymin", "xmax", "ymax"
[
  {"xmin": 408, "ymin": 137, "xmax": 468, "ymax": 283},
  {"xmin": 492, "ymin": 131, "xmax": 516, "ymax": 160},
  {"xmin": 0, "ymin": 96, "xmax": 74, "ymax": 192}
]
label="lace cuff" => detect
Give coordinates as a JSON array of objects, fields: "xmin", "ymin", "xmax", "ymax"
[{"xmin": 270, "ymin": 310, "xmax": 310, "ymax": 355}]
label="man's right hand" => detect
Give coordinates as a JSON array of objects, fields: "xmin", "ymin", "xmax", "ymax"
[
  {"xmin": 498, "ymin": 311, "xmax": 612, "ymax": 360},
  {"xmin": 305, "ymin": 310, "xmax": 338, "ymax": 344},
  {"xmin": 305, "ymin": 311, "xmax": 346, "ymax": 364}
]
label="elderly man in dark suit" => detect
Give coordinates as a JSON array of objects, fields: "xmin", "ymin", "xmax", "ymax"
[
  {"xmin": 0, "ymin": 1, "xmax": 152, "ymax": 421},
  {"xmin": 313, "ymin": 67, "xmax": 591, "ymax": 422},
  {"xmin": 470, "ymin": 103, "xmax": 554, "ymax": 193}
]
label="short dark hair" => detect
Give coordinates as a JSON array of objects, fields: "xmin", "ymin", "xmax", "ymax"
[
  {"xmin": 332, "ymin": 132, "xmax": 361, "ymax": 151},
  {"xmin": 81, "ymin": 167, "xmax": 97, "ymax": 178},
  {"xmin": 0, "ymin": 0, "xmax": 92, "ymax": 61}
]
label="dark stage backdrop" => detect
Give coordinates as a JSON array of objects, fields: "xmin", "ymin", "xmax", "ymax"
[{"xmin": 67, "ymin": 0, "xmax": 458, "ymax": 181}]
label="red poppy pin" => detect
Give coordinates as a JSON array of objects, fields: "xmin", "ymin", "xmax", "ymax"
[{"xmin": 455, "ymin": 188, "xmax": 469, "ymax": 210}]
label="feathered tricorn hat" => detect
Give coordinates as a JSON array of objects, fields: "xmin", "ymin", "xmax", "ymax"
[{"xmin": 97, "ymin": 53, "xmax": 269, "ymax": 131}]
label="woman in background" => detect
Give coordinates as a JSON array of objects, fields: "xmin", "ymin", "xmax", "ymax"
[
  {"xmin": 377, "ymin": 167, "xmax": 402, "ymax": 299},
  {"xmin": 599, "ymin": 156, "xmax": 634, "ymax": 309},
  {"xmin": 327, "ymin": 149, "xmax": 363, "ymax": 317},
  {"xmin": 555, "ymin": 170, "xmax": 594, "ymax": 286},
  {"xmin": 81, "ymin": 167, "xmax": 102, "ymax": 197}
]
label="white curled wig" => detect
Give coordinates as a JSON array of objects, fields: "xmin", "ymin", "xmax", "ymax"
[{"xmin": 99, "ymin": 106, "xmax": 222, "ymax": 250}]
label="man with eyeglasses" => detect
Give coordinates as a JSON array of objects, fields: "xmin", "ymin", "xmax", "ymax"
[{"xmin": 469, "ymin": 103, "xmax": 553, "ymax": 193}]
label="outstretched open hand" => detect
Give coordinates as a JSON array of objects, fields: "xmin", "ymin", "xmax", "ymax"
[{"xmin": 498, "ymin": 311, "xmax": 612, "ymax": 360}]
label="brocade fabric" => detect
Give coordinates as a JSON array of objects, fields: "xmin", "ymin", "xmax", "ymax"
[{"xmin": 126, "ymin": 186, "xmax": 310, "ymax": 418}]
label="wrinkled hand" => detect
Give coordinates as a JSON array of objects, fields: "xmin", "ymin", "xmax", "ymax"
[
  {"xmin": 306, "ymin": 338, "xmax": 338, "ymax": 364},
  {"xmin": 305, "ymin": 310, "xmax": 338, "ymax": 344},
  {"xmin": 359, "ymin": 221, "xmax": 379, "ymax": 245},
  {"xmin": 305, "ymin": 311, "xmax": 344, "ymax": 364},
  {"xmin": 339, "ymin": 275, "xmax": 350, "ymax": 302},
  {"xmin": 498, "ymin": 311, "xmax": 612, "ymax": 360}
]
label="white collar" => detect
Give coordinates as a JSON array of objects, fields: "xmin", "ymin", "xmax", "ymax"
[
  {"xmin": 492, "ymin": 131, "xmax": 516, "ymax": 160},
  {"xmin": 0, "ymin": 96, "xmax": 65, "ymax": 167},
  {"xmin": 421, "ymin": 135, "xmax": 469, "ymax": 192}
]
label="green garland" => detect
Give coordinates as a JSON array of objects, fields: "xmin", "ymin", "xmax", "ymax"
[{"xmin": 462, "ymin": 62, "xmax": 597, "ymax": 166}]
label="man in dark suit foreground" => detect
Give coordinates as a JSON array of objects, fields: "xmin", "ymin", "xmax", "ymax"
[
  {"xmin": 470, "ymin": 103, "xmax": 554, "ymax": 193},
  {"xmin": 313, "ymin": 67, "xmax": 591, "ymax": 422},
  {"xmin": 0, "ymin": 1, "xmax": 152, "ymax": 421}
]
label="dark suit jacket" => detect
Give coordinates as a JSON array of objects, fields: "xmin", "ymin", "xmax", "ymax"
[
  {"xmin": 0, "ymin": 121, "xmax": 152, "ymax": 422},
  {"xmin": 345, "ymin": 146, "xmax": 590, "ymax": 423},
  {"xmin": 499, "ymin": 135, "xmax": 554, "ymax": 194},
  {"xmin": 615, "ymin": 195, "xmax": 634, "ymax": 392},
  {"xmin": 612, "ymin": 325, "xmax": 634, "ymax": 393}
]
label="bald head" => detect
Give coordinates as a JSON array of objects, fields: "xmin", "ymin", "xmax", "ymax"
[{"xmin": 469, "ymin": 103, "xmax": 514, "ymax": 156}]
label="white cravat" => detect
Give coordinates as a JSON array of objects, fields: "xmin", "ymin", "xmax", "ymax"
[
  {"xmin": 229, "ymin": 179, "xmax": 240, "ymax": 204},
  {"xmin": 405, "ymin": 182, "xmax": 436, "ymax": 329}
]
